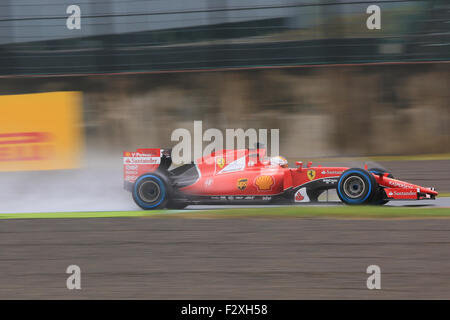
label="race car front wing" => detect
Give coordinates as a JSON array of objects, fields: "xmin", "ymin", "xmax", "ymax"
[{"xmin": 383, "ymin": 188, "xmax": 436, "ymax": 200}]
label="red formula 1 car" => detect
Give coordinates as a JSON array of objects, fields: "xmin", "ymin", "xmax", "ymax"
[{"xmin": 123, "ymin": 147, "xmax": 438, "ymax": 209}]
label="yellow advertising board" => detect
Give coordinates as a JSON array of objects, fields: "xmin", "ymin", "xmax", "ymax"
[{"xmin": 0, "ymin": 91, "xmax": 83, "ymax": 171}]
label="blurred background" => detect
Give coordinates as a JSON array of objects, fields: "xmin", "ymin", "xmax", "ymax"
[{"xmin": 0, "ymin": 0, "xmax": 449, "ymax": 212}]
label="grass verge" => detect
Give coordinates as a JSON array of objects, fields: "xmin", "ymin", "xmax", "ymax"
[
  {"xmin": 438, "ymin": 192, "xmax": 450, "ymax": 198},
  {"xmin": 1, "ymin": 206, "xmax": 450, "ymax": 220}
]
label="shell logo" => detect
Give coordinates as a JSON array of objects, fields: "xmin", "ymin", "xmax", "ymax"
[{"xmin": 255, "ymin": 175, "xmax": 274, "ymax": 191}]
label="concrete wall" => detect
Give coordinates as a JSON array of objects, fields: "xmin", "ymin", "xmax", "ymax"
[{"xmin": 1, "ymin": 63, "xmax": 448, "ymax": 159}]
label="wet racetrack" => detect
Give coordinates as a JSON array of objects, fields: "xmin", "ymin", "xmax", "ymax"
[{"xmin": 2, "ymin": 216, "xmax": 450, "ymax": 299}]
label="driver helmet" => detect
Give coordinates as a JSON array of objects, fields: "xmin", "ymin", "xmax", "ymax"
[{"xmin": 270, "ymin": 155, "xmax": 288, "ymax": 168}]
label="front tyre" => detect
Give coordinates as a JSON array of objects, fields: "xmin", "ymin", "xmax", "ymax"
[
  {"xmin": 370, "ymin": 187, "xmax": 389, "ymax": 205},
  {"xmin": 337, "ymin": 168, "xmax": 377, "ymax": 205},
  {"xmin": 368, "ymin": 168, "xmax": 392, "ymax": 205},
  {"xmin": 132, "ymin": 174, "xmax": 169, "ymax": 210}
]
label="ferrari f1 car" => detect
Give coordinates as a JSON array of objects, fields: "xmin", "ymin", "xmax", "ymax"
[{"xmin": 123, "ymin": 147, "xmax": 438, "ymax": 209}]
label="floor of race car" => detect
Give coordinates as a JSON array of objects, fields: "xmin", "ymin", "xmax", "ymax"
[{"xmin": 186, "ymin": 197, "xmax": 449, "ymax": 210}]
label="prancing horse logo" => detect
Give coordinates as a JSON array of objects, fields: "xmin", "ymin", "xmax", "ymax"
[{"xmin": 307, "ymin": 169, "xmax": 316, "ymax": 181}]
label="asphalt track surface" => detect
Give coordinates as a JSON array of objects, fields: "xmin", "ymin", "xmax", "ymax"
[{"xmin": 2, "ymin": 217, "xmax": 450, "ymax": 299}]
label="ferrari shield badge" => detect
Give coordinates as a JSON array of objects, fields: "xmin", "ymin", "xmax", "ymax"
[
  {"xmin": 216, "ymin": 157, "xmax": 225, "ymax": 169},
  {"xmin": 307, "ymin": 169, "xmax": 316, "ymax": 181}
]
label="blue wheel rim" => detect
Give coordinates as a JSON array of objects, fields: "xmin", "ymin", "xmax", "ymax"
[
  {"xmin": 133, "ymin": 174, "xmax": 166, "ymax": 209},
  {"xmin": 337, "ymin": 170, "xmax": 372, "ymax": 204}
]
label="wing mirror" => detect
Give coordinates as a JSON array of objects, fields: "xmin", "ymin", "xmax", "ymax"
[{"xmin": 295, "ymin": 161, "xmax": 303, "ymax": 170}]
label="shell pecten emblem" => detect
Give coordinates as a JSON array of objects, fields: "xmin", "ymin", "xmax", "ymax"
[
  {"xmin": 237, "ymin": 178, "xmax": 248, "ymax": 191},
  {"xmin": 307, "ymin": 169, "xmax": 316, "ymax": 181},
  {"xmin": 255, "ymin": 175, "xmax": 274, "ymax": 191}
]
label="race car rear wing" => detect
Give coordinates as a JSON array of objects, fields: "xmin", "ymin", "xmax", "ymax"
[{"xmin": 123, "ymin": 148, "xmax": 171, "ymax": 190}]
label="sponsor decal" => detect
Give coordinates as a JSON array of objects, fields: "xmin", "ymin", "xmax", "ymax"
[
  {"xmin": 123, "ymin": 156, "xmax": 160, "ymax": 164},
  {"xmin": 387, "ymin": 189, "xmax": 418, "ymax": 197},
  {"xmin": 388, "ymin": 181, "xmax": 412, "ymax": 188},
  {"xmin": 255, "ymin": 175, "xmax": 274, "ymax": 191},
  {"xmin": 321, "ymin": 170, "xmax": 344, "ymax": 175},
  {"xmin": 307, "ymin": 169, "xmax": 316, "ymax": 181},
  {"xmin": 262, "ymin": 196, "xmax": 272, "ymax": 201},
  {"xmin": 237, "ymin": 178, "xmax": 248, "ymax": 191},
  {"xmin": 204, "ymin": 178, "xmax": 213, "ymax": 187},
  {"xmin": 0, "ymin": 91, "xmax": 83, "ymax": 172},
  {"xmin": 323, "ymin": 178, "xmax": 338, "ymax": 184},
  {"xmin": 210, "ymin": 195, "xmax": 256, "ymax": 201},
  {"xmin": 294, "ymin": 188, "xmax": 310, "ymax": 203},
  {"xmin": 391, "ymin": 191, "xmax": 416, "ymax": 196},
  {"xmin": 216, "ymin": 157, "xmax": 225, "ymax": 169},
  {"xmin": 0, "ymin": 132, "xmax": 53, "ymax": 163}
]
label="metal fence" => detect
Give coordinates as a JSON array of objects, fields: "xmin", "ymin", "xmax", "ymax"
[{"xmin": 0, "ymin": 0, "xmax": 449, "ymax": 76}]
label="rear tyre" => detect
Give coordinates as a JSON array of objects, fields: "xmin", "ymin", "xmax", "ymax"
[
  {"xmin": 337, "ymin": 168, "xmax": 377, "ymax": 205},
  {"xmin": 132, "ymin": 174, "xmax": 169, "ymax": 210}
]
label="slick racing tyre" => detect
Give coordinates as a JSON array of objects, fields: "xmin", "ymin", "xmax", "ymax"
[
  {"xmin": 132, "ymin": 173, "xmax": 169, "ymax": 210},
  {"xmin": 337, "ymin": 168, "xmax": 377, "ymax": 205},
  {"xmin": 370, "ymin": 187, "xmax": 389, "ymax": 206},
  {"xmin": 368, "ymin": 168, "xmax": 393, "ymax": 205}
]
